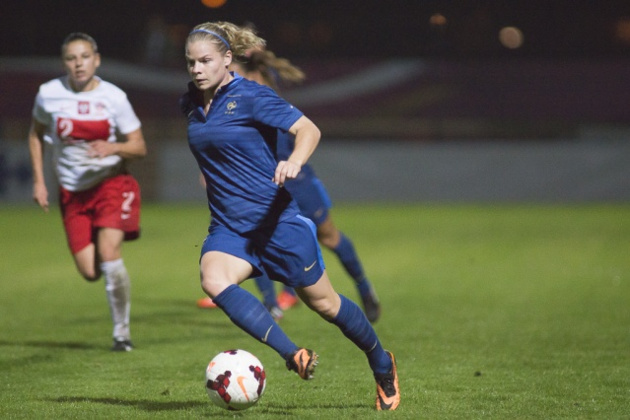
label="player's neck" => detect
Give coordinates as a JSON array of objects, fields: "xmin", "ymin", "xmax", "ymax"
[{"xmin": 69, "ymin": 77, "xmax": 100, "ymax": 93}]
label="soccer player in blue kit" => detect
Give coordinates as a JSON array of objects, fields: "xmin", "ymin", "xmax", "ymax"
[
  {"xmin": 180, "ymin": 21, "xmax": 399, "ymax": 410},
  {"xmin": 197, "ymin": 48, "xmax": 381, "ymax": 323}
]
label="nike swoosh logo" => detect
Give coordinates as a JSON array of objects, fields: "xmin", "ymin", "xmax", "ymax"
[
  {"xmin": 262, "ymin": 326, "xmax": 273, "ymax": 343},
  {"xmin": 377, "ymin": 388, "xmax": 395, "ymax": 410},
  {"xmin": 379, "ymin": 397, "xmax": 393, "ymax": 410},
  {"xmin": 304, "ymin": 261, "xmax": 317, "ymax": 271},
  {"xmin": 236, "ymin": 376, "xmax": 250, "ymax": 401}
]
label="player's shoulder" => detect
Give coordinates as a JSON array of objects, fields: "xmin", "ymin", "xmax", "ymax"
[
  {"xmin": 38, "ymin": 77, "xmax": 66, "ymax": 96},
  {"xmin": 234, "ymin": 77, "xmax": 276, "ymax": 97},
  {"xmin": 96, "ymin": 78, "xmax": 128, "ymax": 97},
  {"xmin": 38, "ymin": 77, "xmax": 128, "ymax": 100}
]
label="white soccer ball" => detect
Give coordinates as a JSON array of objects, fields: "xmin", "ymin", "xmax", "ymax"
[{"xmin": 205, "ymin": 349, "xmax": 267, "ymax": 411}]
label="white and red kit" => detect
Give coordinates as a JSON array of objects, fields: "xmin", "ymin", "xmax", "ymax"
[
  {"xmin": 32, "ymin": 75, "xmax": 141, "ymax": 191},
  {"xmin": 32, "ymin": 76, "xmax": 143, "ymax": 253}
]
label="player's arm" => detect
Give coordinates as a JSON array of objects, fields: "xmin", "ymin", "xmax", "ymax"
[
  {"xmin": 115, "ymin": 128, "xmax": 147, "ymax": 159},
  {"xmin": 274, "ymin": 116, "xmax": 321, "ymax": 186},
  {"xmin": 88, "ymin": 128, "xmax": 147, "ymax": 160},
  {"xmin": 28, "ymin": 119, "xmax": 49, "ymax": 212}
]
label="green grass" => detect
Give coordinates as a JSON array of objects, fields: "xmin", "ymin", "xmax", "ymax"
[{"xmin": 1, "ymin": 203, "xmax": 629, "ymax": 419}]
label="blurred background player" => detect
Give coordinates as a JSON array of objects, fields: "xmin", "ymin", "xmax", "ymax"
[
  {"xmin": 182, "ymin": 21, "xmax": 399, "ymax": 410},
  {"xmin": 28, "ymin": 32, "xmax": 147, "ymax": 351},
  {"xmin": 197, "ymin": 47, "xmax": 381, "ymax": 323}
]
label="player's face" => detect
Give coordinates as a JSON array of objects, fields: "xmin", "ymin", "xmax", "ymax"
[
  {"xmin": 62, "ymin": 40, "xmax": 100, "ymax": 92},
  {"xmin": 186, "ymin": 40, "xmax": 232, "ymax": 92}
]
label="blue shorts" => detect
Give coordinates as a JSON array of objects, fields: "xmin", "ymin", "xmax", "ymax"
[
  {"xmin": 201, "ymin": 215, "xmax": 325, "ymax": 288},
  {"xmin": 285, "ymin": 165, "xmax": 332, "ymax": 226}
]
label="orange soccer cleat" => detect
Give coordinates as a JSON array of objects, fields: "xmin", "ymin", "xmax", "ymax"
[
  {"xmin": 277, "ymin": 290, "xmax": 299, "ymax": 310},
  {"xmin": 286, "ymin": 348, "xmax": 319, "ymax": 380},
  {"xmin": 375, "ymin": 351, "xmax": 400, "ymax": 411}
]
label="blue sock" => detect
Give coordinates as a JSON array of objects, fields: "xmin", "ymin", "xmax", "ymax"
[
  {"xmin": 330, "ymin": 294, "xmax": 392, "ymax": 375},
  {"xmin": 212, "ymin": 284, "xmax": 298, "ymax": 359},
  {"xmin": 254, "ymin": 274, "xmax": 278, "ymax": 309},
  {"xmin": 333, "ymin": 233, "xmax": 371, "ymax": 296}
]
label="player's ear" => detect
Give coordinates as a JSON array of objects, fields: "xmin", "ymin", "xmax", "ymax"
[
  {"xmin": 224, "ymin": 50, "xmax": 232, "ymax": 68},
  {"xmin": 94, "ymin": 52, "xmax": 102, "ymax": 69}
]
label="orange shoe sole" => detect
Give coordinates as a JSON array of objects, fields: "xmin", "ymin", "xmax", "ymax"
[{"xmin": 197, "ymin": 297, "xmax": 218, "ymax": 309}]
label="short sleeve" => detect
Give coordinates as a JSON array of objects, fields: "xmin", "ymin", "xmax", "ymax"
[
  {"xmin": 31, "ymin": 91, "xmax": 51, "ymax": 126},
  {"xmin": 252, "ymin": 86, "xmax": 303, "ymax": 131},
  {"xmin": 113, "ymin": 93, "xmax": 141, "ymax": 135}
]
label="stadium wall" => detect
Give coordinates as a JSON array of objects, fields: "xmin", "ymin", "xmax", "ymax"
[{"xmin": 2, "ymin": 137, "xmax": 629, "ymax": 204}]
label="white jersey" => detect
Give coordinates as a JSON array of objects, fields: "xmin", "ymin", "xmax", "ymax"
[{"xmin": 32, "ymin": 76, "xmax": 141, "ymax": 192}]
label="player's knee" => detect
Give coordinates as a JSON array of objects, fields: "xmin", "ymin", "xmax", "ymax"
[
  {"xmin": 80, "ymin": 269, "xmax": 101, "ymax": 282},
  {"xmin": 308, "ymin": 296, "xmax": 340, "ymax": 321},
  {"xmin": 317, "ymin": 229, "xmax": 340, "ymax": 250},
  {"xmin": 200, "ymin": 272, "xmax": 230, "ymax": 297},
  {"xmin": 98, "ymin": 248, "xmax": 121, "ymax": 263},
  {"xmin": 74, "ymin": 260, "xmax": 100, "ymax": 281},
  {"xmin": 317, "ymin": 303, "xmax": 339, "ymax": 321},
  {"xmin": 200, "ymin": 279, "xmax": 213, "ymax": 296}
]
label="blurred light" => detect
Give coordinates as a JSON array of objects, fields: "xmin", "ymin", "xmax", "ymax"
[
  {"xmin": 201, "ymin": 0, "xmax": 227, "ymax": 8},
  {"xmin": 429, "ymin": 13, "xmax": 447, "ymax": 27},
  {"xmin": 499, "ymin": 26, "xmax": 524, "ymax": 49},
  {"xmin": 614, "ymin": 18, "xmax": 630, "ymax": 45},
  {"xmin": 309, "ymin": 22, "xmax": 334, "ymax": 48},
  {"xmin": 276, "ymin": 22, "xmax": 302, "ymax": 47}
]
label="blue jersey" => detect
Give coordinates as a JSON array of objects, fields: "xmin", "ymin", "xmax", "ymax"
[
  {"xmin": 276, "ymin": 130, "xmax": 332, "ymax": 225},
  {"xmin": 276, "ymin": 129, "xmax": 318, "ymax": 180},
  {"xmin": 181, "ymin": 73, "xmax": 304, "ymax": 233}
]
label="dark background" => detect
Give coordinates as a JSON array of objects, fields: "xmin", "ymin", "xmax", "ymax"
[
  {"xmin": 2, "ymin": 0, "xmax": 630, "ymax": 62},
  {"xmin": 2, "ymin": 0, "xmax": 630, "ymax": 137}
]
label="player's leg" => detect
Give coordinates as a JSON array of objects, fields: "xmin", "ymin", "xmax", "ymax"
[
  {"xmin": 93, "ymin": 175, "xmax": 141, "ymax": 351},
  {"xmin": 316, "ymin": 216, "xmax": 381, "ymax": 322},
  {"xmin": 295, "ymin": 271, "xmax": 390, "ymax": 371},
  {"xmin": 198, "ymin": 270, "xmax": 281, "ymax": 316},
  {"xmin": 97, "ymin": 227, "xmax": 132, "ymax": 351},
  {"xmin": 266, "ymin": 214, "xmax": 398, "ymax": 407},
  {"xmin": 202, "ymin": 251, "xmax": 299, "ymax": 359},
  {"xmin": 201, "ymin": 226, "xmax": 302, "ymax": 361},
  {"xmin": 260, "ymin": 214, "xmax": 395, "ymax": 395},
  {"xmin": 71, "ymin": 243, "xmax": 101, "ymax": 281},
  {"xmin": 253, "ymin": 273, "xmax": 283, "ymax": 320},
  {"xmin": 289, "ymin": 172, "xmax": 380, "ymax": 322},
  {"xmin": 61, "ymin": 188, "xmax": 101, "ymax": 281},
  {"xmin": 198, "ymin": 265, "xmax": 283, "ymax": 319},
  {"xmin": 296, "ymin": 272, "xmax": 399, "ymax": 410}
]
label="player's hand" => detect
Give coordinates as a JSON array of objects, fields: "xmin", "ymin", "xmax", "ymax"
[
  {"xmin": 33, "ymin": 183, "xmax": 49, "ymax": 212},
  {"xmin": 88, "ymin": 140, "xmax": 118, "ymax": 158},
  {"xmin": 273, "ymin": 160, "xmax": 301, "ymax": 186}
]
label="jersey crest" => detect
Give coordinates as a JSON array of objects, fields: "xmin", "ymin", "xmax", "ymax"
[
  {"xmin": 225, "ymin": 101, "xmax": 237, "ymax": 115},
  {"xmin": 77, "ymin": 101, "xmax": 90, "ymax": 114}
]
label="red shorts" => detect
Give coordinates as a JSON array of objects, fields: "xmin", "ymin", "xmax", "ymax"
[{"xmin": 59, "ymin": 174, "xmax": 141, "ymax": 254}]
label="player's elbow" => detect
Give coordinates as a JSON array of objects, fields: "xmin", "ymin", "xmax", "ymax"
[{"xmin": 136, "ymin": 144, "xmax": 148, "ymax": 158}]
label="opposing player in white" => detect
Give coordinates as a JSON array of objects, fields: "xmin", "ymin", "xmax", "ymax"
[{"xmin": 28, "ymin": 32, "xmax": 147, "ymax": 351}]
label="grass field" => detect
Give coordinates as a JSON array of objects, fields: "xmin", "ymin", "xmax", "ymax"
[{"xmin": 1, "ymin": 203, "xmax": 629, "ymax": 419}]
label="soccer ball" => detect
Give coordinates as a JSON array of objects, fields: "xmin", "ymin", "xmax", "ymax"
[{"xmin": 205, "ymin": 349, "xmax": 266, "ymax": 410}]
